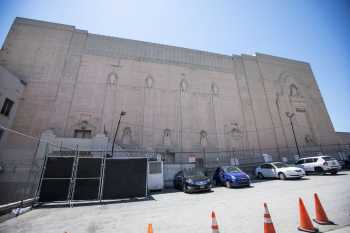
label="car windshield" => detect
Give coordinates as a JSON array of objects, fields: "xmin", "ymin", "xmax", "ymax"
[
  {"xmin": 322, "ymin": 156, "xmax": 336, "ymax": 161},
  {"xmin": 223, "ymin": 166, "xmax": 241, "ymax": 173},
  {"xmin": 183, "ymin": 168, "xmax": 205, "ymax": 177},
  {"xmin": 273, "ymin": 162, "xmax": 289, "ymax": 168}
]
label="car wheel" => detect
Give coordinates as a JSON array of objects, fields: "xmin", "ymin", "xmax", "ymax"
[
  {"xmin": 331, "ymin": 171, "xmax": 338, "ymax": 175},
  {"xmin": 225, "ymin": 181, "xmax": 231, "ymax": 188},
  {"xmin": 315, "ymin": 167, "xmax": 324, "ymax": 175},
  {"xmin": 257, "ymin": 172, "xmax": 264, "ymax": 179},
  {"xmin": 279, "ymin": 173, "xmax": 286, "ymax": 180}
]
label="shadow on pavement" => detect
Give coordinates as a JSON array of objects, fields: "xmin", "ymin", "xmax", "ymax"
[
  {"xmin": 36, "ymin": 196, "xmax": 155, "ymax": 209},
  {"xmin": 306, "ymin": 173, "xmax": 348, "ymax": 177}
]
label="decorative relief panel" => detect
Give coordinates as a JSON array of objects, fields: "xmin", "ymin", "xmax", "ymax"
[
  {"xmin": 180, "ymin": 79, "xmax": 189, "ymax": 92},
  {"xmin": 107, "ymin": 72, "xmax": 118, "ymax": 87},
  {"xmin": 145, "ymin": 75, "xmax": 154, "ymax": 88},
  {"xmin": 200, "ymin": 130, "xmax": 208, "ymax": 148},
  {"xmin": 121, "ymin": 127, "xmax": 132, "ymax": 145}
]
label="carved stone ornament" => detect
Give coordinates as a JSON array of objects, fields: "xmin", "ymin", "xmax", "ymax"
[
  {"xmin": 180, "ymin": 79, "xmax": 188, "ymax": 92},
  {"xmin": 107, "ymin": 72, "xmax": 118, "ymax": 86},
  {"xmin": 211, "ymin": 83, "xmax": 219, "ymax": 95},
  {"xmin": 200, "ymin": 130, "xmax": 208, "ymax": 147},
  {"xmin": 145, "ymin": 75, "xmax": 154, "ymax": 88}
]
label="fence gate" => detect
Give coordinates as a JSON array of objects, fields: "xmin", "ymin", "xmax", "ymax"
[{"xmin": 38, "ymin": 155, "xmax": 147, "ymax": 203}]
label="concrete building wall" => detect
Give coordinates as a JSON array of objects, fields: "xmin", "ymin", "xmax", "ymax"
[
  {"xmin": 0, "ymin": 65, "xmax": 25, "ymax": 147},
  {"xmin": 0, "ymin": 17, "xmax": 340, "ymax": 153},
  {"xmin": 336, "ymin": 132, "xmax": 350, "ymax": 145}
]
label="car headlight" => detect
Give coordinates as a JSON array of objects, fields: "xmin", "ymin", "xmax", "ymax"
[
  {"xmin": 230, "ymin": 175, "xmax": 236, "ymax": 180},
  {"xmin": 186, "ymin": 178, "xmax": 194, "ymax": 184},
  {"xmin": 207, "ymin": 178, "xmax": 211, "ymax": 183}
]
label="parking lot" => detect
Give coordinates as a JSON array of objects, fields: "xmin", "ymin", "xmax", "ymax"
[{"xmin": 1, "ymin": 171, "xmax": 350, "ymax": 233}]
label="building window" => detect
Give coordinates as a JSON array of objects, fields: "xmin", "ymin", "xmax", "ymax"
[
  {"xmin": 1, "ymin": 98, "xmax": 14, "ymax": 117},
  {"xmin": 74, "ymin": 129, "xmax": 92, "ymax": 139}
]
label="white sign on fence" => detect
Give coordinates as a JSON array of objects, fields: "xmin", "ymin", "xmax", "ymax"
[
  {"xmin": 262, "ymin": 154, "xmax": 273, "ymax": 163},
  {"xmin": 188, "ymin": 155, "xmax": 196, "ymax": 163},
  {"xmin": 230, "ymin": 157, "xmax": 239, "ymax": 166}
]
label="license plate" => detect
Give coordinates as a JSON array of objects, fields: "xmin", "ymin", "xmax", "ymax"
[{"xmin": 200, "ymin": 185, "xmax": 205, "ymax": 189}]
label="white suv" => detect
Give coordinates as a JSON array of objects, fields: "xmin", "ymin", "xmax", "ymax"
[{"xmin": 295, "ymin": 156, "xmax": 341, "ymax": 175}]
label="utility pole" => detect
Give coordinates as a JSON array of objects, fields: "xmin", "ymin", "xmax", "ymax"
[
  {"xmin": 286, "ymin": 112, "xmax": 301, "ymax": 157},
  {"xmin": 111, "ymin": 111, "xmax": 126, "ymax": 157}
]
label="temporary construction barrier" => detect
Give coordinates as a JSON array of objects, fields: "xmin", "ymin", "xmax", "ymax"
[
  {"xmin": 37, "ymin": 154, "xmax": 148, "ymax": 204},
  {"xmin": 313, "ymin": 193, "xmax": 334, "ymax": 225},
  {"xmin": 264, "ymin": 203, "xmax": 277, "ymax": 233},
  {"xmin": 211, "ymin": 211, "xmax": 220, "ymax": 233},
  {"xmin": 298, "ymin": 198, "xmax": 318, "ymax": 233},
  {"xmin": 148, "ymin": 224, "xmax": 153, "ymax": 233}
]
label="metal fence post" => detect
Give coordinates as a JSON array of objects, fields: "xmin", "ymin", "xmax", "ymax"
[
  {"xmin": 98, "ymin": 150, "xmax": 107, "ymax": 204},
  {"xmin": 68, "ymin": 145, "xmax": 79, "ymax": 207},
  {"xmin": 34, "ymin": 142, "xmax": 49, "ymax": 205}
]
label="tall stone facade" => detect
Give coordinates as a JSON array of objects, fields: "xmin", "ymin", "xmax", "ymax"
[
  {"xmin": 0, "ymin": 17, "xmax": 340, "ymax": 154},
  {"xmin": 0, "ymin": 66, "xmax": 25, "ymax": 147}
]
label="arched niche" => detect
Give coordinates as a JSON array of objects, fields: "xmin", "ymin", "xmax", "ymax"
[
  {"xmin": 277, "ymin": 71, "xmax": 305, "ymax": 99},
  {"xmin": 180, "ymin": 79, "xmax": 189, "ymax": 92},
  {"xmin": 107, "ymin": 72, "xmax": 118, "ymax": 87},
  {"xmin": 163, "ymin": 128, "xmax": 171, "ymax": 146},
  {"xmin": 211, "ymin": 82, "xmax": 219, "ymax": 96},
  {"xmin": 145, "ymin": 75, "xmax": 154, "ymax": 89},
  {"xmin": 121, "ymin": 127, "xmax": 132, "ymax": 145},
  {"xmin": 199, "ymin": 130, "xmax": 208, "ymax": 148}
]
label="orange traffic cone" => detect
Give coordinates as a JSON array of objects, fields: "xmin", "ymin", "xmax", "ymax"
[
  {"xmin": 313, "ymin": 193, "xmax": 334, "ymax": 225},
  {"xmin": 211, "ymin": 211, "xmax": 220, "ymax": 233},
  {"xmin": 148, "ymin": 224, "xmax": 153, "ymax": 233},
  {"xmin": 264, "ymin": 203, "xmax": 276, "ymax": 233},
  {"xmin": 298, "ymin": 198, "xmax": 318, "ymax": 232}
]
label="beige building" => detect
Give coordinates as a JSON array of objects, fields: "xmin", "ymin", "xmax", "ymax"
[
  {"xmin": 0, "ymin": 17, "xmax": 348, "ymax": 203},
  {"xmin": 336, "ymin": 132, "xmax": 350, "ymax": 145},
  {"xmin": 0, "ymin": 17, "xmax": 342, "ymax": 156}
]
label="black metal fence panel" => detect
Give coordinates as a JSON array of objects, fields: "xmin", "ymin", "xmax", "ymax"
[
  {"xmin": 39, "ymin": 179, "xmax": 70, "ymax": 202},
  {"xmin": 38, "ymin": 157, "xmax": 74, "ymax": 202},
  {"xmin": 44, "ymin": 157, "xmax": 74, "ymax": 178},
  {"xmin": 102, "ymin": 158, "xmax": 147, "ymax": 200},
  {"xmin": 76, "ymin": 158, "xmax": 102, "ymax": 178},
  {"xmin": 38, "ymin": 156, "xmax": 147, "ymax": 203},
  {"xmin": 74, "ymin": 179, "xmax": 100, "ymax": 200},
  {"xmin": 73, "ymin": 158, "xmax": 102, "ymax": 201}
]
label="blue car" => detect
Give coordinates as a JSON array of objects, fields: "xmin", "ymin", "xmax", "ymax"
[{"xmin": 213, "ymin": 166, "xmax": 251, "ymax": 188}]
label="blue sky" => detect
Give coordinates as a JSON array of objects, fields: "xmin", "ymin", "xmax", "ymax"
[{"xmin": 0, "ymin": 0, "xmax": 349, "ymax": 132}]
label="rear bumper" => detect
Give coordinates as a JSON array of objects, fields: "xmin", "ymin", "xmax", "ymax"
[
  {"xmin": 323, "ymin": 167, "xmax": 341, "ymax": 172},
  {"xmin": 323, "ymin": 166, "xmax": 341, "ymax": 171}
]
